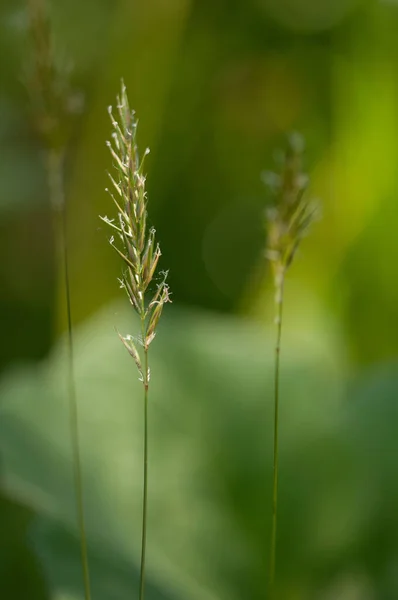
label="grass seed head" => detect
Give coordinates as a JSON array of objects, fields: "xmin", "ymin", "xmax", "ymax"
[
  {"xmin": 263, "ymin": 132, "xmax": 319, "ymax": 286},
  {"xmin": 103, "ymin": 81, "xmax": 171, "ymax": 377},
  {"xmin": 25, "ymin": 0, "xmax": 83, "ymax": 152}
]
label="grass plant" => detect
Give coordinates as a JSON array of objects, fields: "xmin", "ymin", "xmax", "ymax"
[
  {"xmin": 263, "ymin": 133, "xmax": 319, "ymax": 597},
  {"xmin": 101, "ymin": 81, "xmax": 171, "ymax": 600},
  {"xmin": 25, "ymin": 2, "xmax": 91, "ymax": 599}
]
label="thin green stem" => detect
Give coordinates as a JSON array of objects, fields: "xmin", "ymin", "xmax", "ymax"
[
  {"xmin": 269, "ymin": 273, "xmax": 285, "ymax": 598},
  {"xmin": 139, "ymin": 329, "xmax": 149, "ymax": 600},
  {"xmin": 48, "ymin": 149, "xmax": 92, "ymax": 600}
]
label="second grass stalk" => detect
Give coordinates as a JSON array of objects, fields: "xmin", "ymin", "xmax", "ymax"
[
  {"xmin": 263, "ymin": 134, "xmax": 318, "ymax": 596},
  {"xmin": 269, "ymin": 271, "xmax": 284, "ymax": 592}
]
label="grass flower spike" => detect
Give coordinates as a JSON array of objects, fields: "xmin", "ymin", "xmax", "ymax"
[
  {"xmin": 263, "ymin": 133, "xmax": 319, "ymax": 596},
  {"xmin": 26, "ymin": 0, "xmax": 83, "ymax": 167},
  {"xmin": 102, "ymin": 81, "xmax": 171, "ymax": 600},
  {"xmin": 263, "ymin": 132, "xmax": 318, "ymax": 283}
]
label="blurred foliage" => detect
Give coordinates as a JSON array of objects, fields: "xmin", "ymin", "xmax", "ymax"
[
  {"xmin": 0, "ymin": 302, "xmax": 346, "ymax": 599},
  {"xmin": 1, "ymin": 0, "xmax": 398, "ymax": 597},
  {"xmin": 1, "ymin": 303, "xmax": 398, "ymax": 598},
  {"xmin": 0, "ymin": 494, "xmax": 49, "ymax": 599}
]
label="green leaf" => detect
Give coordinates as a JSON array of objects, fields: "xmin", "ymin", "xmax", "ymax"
[{"xmin": 0, "ymin": 302, "xmax": 355, "ymax": 599}]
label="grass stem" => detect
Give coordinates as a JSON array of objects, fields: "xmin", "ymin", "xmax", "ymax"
[
  {"xmin": 269, "ymin": 273, "xmax": 285, "ymax": 598},
  {"xmin": 139, "ymin": 318, "xmax": 149, "ymax": 600},
  {"xmin": 48, "ymin": 149, "xmax": 92, "ymax": 600}
]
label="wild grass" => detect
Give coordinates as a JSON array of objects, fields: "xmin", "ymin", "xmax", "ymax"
[
  {"xmin": 24, "ymin": 6, "xmax": 318, "ymax": 596},
  {"xmin": 263, "ymin": 133, "xmax": 319, "ymax": 597},
  {"xmin": 101, "ymin": 82, "xmax": 171, "ymax": 600},
  {"xmin": 25, "ymin": 2, "xmax": 91, "ymax": 599}
]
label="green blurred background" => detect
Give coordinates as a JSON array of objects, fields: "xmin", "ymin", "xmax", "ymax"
[{"xmin": 1, "ymin": 0, "xmax": 398, "ymax": 598}]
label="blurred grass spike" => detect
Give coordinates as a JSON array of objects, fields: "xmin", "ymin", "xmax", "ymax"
[
  {"xmin": 24, "ymin": 2, "xmax": 91, "ymax": 600},
  {"xmin": 25, "ymin": 0, "xmax": 83, "ymax": 155},
  {"xmin": 264, "ymin": 133, "xmax": 319, "ymax": 597},
  {"xmin": 263, "ymin": 132, "xmax": 319, "ymax": 277},
  {"xmin": 102, "ymin": 81, "xmax": 171, "ymax": 600}
]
